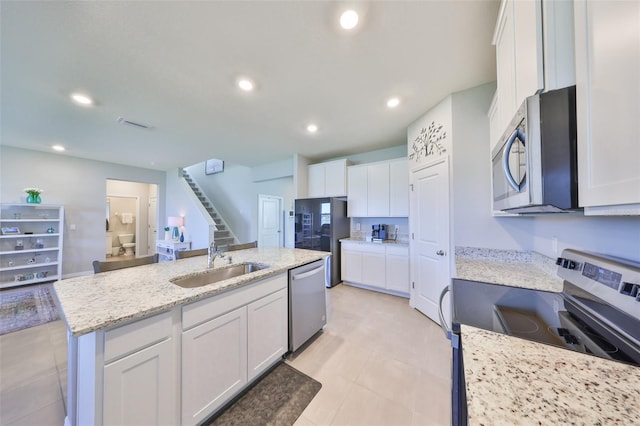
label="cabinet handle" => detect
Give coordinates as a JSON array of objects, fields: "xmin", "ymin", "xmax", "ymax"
[{"xmin": 436, "ymin": 250, "xmax": 445, "ymax": 256}]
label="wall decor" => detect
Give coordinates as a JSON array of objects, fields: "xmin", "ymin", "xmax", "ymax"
[
  {"xmin": 408, "ymin": 121, "xmax": 447, "ymax": 162},
  {"xmin": 205, "ymin": 159, "xmax": 224, "ymax": 175}
]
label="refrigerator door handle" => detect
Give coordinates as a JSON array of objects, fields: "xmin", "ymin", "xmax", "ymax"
[{"xmin": 324, "ymin": 255, "xmax": 332, "ymax": 287}]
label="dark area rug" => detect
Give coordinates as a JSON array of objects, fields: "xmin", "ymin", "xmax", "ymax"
[
  {"xmin": 0, "ymin": 285, "xmax": 59, "ymax": 335},
  {"xmin": 206, "ymin": 362, "xmax": 322, "ymax": 426}
]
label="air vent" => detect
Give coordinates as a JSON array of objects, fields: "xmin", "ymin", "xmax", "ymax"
[{"xmin": 116, "ymin": 117, "xmax": 153, "ymax": 130}]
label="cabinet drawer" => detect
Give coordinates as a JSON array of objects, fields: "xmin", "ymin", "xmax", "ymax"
[
  {"xmin": 182, "ymin": 273, "xmax": 287, "ymax": 331},
  {"xmin": 104, "ymin": 310, "xmax": 173, "ymax": 364}
]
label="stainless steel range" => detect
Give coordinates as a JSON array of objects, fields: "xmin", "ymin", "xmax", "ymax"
[{"xmin": 442, "ymin": 249, "xmax": 640, "ymax": 425}]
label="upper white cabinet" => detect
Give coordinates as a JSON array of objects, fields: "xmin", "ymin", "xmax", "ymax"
[
  {"xmin": 574, "ymin": 0, "xmax": 640, "ymax": 214},
  {"xmin": 347, "ymin": 158, "xmax": 409, "ymax": 217},
  {"xmin": 308, "ymin": 159, "xmax": 349, "ymax": 198},
  {"xmin": 492, "ymin": 0, "xmax": 575, "ymax": 141}
]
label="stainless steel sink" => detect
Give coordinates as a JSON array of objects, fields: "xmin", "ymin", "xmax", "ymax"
[{"xmin": 170, "ymin": 262, "xmax": 269, "ymax": 288}]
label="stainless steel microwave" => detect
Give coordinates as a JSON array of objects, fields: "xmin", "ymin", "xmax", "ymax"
[{"xmin": 492, "ymin": 86, "xmax": 580, "ymax": 214}]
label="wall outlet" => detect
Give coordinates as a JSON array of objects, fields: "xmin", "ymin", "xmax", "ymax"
[{"xmin": 355, "ymin": 222, "xmax": 361, "ymax": 231}]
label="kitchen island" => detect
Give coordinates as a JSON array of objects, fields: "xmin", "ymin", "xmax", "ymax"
[
  {"xmin": 454, "ymin": 247, "xmax": 640, "ymax": 425},
  {"xmin": 53, "ymin": 247, "xmax": 327, "ymax": 426}
]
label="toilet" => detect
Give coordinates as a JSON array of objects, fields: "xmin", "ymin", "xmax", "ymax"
[{"xmin": 118, "ymin": 234, "xmax": 136, "ymax": 256}]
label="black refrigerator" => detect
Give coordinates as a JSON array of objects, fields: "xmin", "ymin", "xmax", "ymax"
[{"xmin": 294, "ymin": 197, "xmax": 350, "ymax": 287}]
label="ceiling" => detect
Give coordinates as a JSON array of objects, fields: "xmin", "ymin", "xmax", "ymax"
[{"xmin": 1, "ymin": 1, "xmax": 499, "ymax": 171}]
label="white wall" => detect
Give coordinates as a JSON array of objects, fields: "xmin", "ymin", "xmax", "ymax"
[
  {"xmin": 450, "ymin": 83, "xmax": 640, "ymax": 262},
  {"xmin": 0, "ymin": 146, "xmax": 166, "ymax": 276}
]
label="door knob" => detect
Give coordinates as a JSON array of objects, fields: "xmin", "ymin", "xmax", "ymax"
[{"xmin": 436, "ymin": 250, "xmax": 445, "ymax": 256}]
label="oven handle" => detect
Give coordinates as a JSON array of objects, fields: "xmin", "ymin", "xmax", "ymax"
[
  {"xmin": 502, "ymin": 129, "xmax": 525, "ymax": 192},
  {"xmin": 438, "ymin": 285, "xmax": 452, "ymax": 339}
]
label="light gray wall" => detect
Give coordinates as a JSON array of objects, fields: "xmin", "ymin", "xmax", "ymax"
[
  {"xmin": 0, "ymin": 146, "xmax": 166, "ymax": 276},
  {"xmin": 450, "ymin": 83, "xmax": 640, "ymax": 262}
]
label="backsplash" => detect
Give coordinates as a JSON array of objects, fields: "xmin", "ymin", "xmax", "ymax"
[{"xmin": 349, "ymin": 217, "xmax": 409, "ymax": 243}]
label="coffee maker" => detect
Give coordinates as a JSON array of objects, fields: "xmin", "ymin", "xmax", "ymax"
[{"xmin": 371, "ymin": 224, "xmax": 387, "ymax": 241}]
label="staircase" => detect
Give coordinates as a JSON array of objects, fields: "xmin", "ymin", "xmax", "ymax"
[{"xmin": 182, "ymin": 170, "xmax": 236, "ymax": 246}]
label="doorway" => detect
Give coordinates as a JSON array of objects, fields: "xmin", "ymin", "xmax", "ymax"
[
  {"xmin": 106, "ymin": 179, "xmax": 158, "ymax": 259},
  {"xmin": 258, "ymin": 194, "xmax": 283, "ymax": 247}
]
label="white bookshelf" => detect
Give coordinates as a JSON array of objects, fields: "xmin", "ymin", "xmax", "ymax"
[{"xmin": 0, "ymin": 204, "xmax": 64, "ymax": 289}]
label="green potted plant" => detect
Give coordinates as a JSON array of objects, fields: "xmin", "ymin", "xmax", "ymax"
[
  {"xmin": 24, "ymin": 187, "xmax": 43, "ymax": 204},
  {"xmin": 164, "ymin": 226, "xmax": 171, "ymax": 241}
]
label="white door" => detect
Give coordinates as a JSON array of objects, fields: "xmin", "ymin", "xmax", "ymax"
[
  {"xmin": 409, "ymin": 159, "xmax": 451, "ymax": 324},
  {"xmin": 148, "ymin": 196, "xmax": 157, "ymax": 255},
  {"xmin": 258, "ymin": 195, "xmax": 282, "ymax": 247}
]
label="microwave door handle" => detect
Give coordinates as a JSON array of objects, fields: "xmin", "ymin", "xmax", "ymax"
[{"xmin": 502, "ymin": 129, "xmax": 525, "ymax": 191}]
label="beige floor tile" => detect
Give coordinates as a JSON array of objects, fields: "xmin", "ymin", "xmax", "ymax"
[
  {"xmin": 294, "ymin": 368, "xmax": 352, "ymax": 426},
  {"xmin": 5, "ymin": 399, "xmax": 66, "ymax": 426},
  {"xmin": 0, "ymin": 371, "xmax": 63, "ymax": 424},
  {"xmin": 293, "ymin": 414, "xmax": 317, "ymax": 426},
  {"xmin": 330, "ymin": 382, "xmax": 414, "ymax": 426}
]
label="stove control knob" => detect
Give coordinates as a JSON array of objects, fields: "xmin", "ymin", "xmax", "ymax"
[{"xmin": 556, "ymin": 257, "xmax": 576, "ymax": 269}]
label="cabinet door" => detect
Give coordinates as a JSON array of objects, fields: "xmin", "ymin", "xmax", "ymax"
[
  {"xmin": 389, "ymin": 159, "xmax": 409, "ymax": 217},
  {"xmin": 247, "ymin": 289, "xmax": 288, "ymax": 381},
  {"xmin": 104, "ymin": 339, "xmax": 176, "ymax": 426},
  {"xmin": 308, "ymin": 164, "xmax": 325, "ymax": 198},
  {"xmin": 386, "ymin": 247, "xmax": 409, "ymax": 294},
  {"xmin": 575, "ymin": 0, "xmax": 640, "ymax": 210},
  {"xmin": 347, "ymin": 166, "xmax": 368, "ymax": 217},
  {"xmin": 182, "ymin": 307, "xmax": 247, "ymax": 426},
  {"xmin": 324, "ymin": 159, "xmax": 347, "ymax": 197},
  {"xmin": 361, "ymin": 247, "xmax": 386, "ymax": 289},
  {"xmin": 367, "ymin": 163, "xmax": 390, "ymax": 217},
  {"xmin": 341, "ymin": 246, "xmax": 363, "ymax": 283},
  {"xmin": 495, "ymin": 0, "xmax": 517, "ymax": 133},
  {"xmin": 488, "ymin": 91, "xmax": 501, "ymax": 153},
  {"xmin": 513, "ymin": 0, "xmax": 543, "ymax": 107}
]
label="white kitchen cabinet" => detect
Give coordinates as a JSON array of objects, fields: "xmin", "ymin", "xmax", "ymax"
[
  {"xmin": 307, "ymin": 159, "xmax": 349, "ymax": 198},
  {"xmin": 347, "ymin": 165, "xmax": 368, "ymax": 217},
  {"xmin": 389, "ymin": 159, "xmax": 409, "ymax": 217},
  {"xmin": 341, "ymin": 241, "xmax": 409, "ymax": 296},
  {"xmin": 367, "ymin": 163, "xmax": 390, "ymax": 217},
  {"xmin": 247, "ymin": 288, "xmax": 288, "ymax": 381},
  {"xmin": 0, "ymin": 203, "xmax": 64, "ymax": 289},
  {"xmin": 103, "ymin": 338, "xmax": 175, "ymax": 426},
  {"xmin": 493, "ymin": 0, "xmax": 575, "ymax": 137},
  {"xmin": 347, "ymin": 158, "xmax": 409, "ymax": 218},
  {"xmin": 182, "ymin": 307, "xmax": 247, "ymax": 426},
  {"xmin": 574, "ymin": 0, "xmax": 640, "ymax": 214},
  {"xmin": 181, "ymin": 273, "xmax": 287, "ymax": 426},
  {"xmin": 488, "ymin": 91, "xmax": 501, "ymax": 153},
  {"xmin": 341, "ymin": 244, "xmax": 363, "ymax": 283},
  {"xmin": 385, "ymin": 246, "xmax": 410, "ymax": 294}
]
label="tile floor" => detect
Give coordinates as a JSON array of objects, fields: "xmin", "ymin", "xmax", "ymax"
[{"xmin": 0, "ymin": 283, "xmax": 451, "ymax": 426}]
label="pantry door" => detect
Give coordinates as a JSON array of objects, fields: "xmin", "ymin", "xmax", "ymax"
[{"xmin": 409, "ymin": 158, "xmax": 451, "ymax": 325}]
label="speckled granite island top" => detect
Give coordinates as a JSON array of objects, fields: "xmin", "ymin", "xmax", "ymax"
[
  {"xmin": 462, "ymin": 325, "xmax": 640, "ymax": 425},
  {"xmin": 455, "ymin": 247, "xmax": 563, "ymax": 292},
  {"xmin": 53, "ymin": 247, "xmax": 326, "ymax": 336}
]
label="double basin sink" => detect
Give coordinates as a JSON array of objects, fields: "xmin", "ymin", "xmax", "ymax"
[{"xmin": 170, "ymin": 262, "xmax": 270, "ymax": 288}]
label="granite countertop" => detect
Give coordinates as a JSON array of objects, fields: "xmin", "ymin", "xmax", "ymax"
[
  {"xmin": 462, "ymin": 325, "xmax": 640, "ymax": 425},
  {"xmin": 53, "ymin": 247, "xmax": 326, "ymax": 336},
  {"xmin": 455, "ymin": 247, "xmax": 640, "ymax": 424},
  {"xmin": 455, "ymin": 247, "xmax": 563, "ymax": 292},
  {"xmin": 339, "ymin": 237, "xmax": 409, "ymax": 247}
]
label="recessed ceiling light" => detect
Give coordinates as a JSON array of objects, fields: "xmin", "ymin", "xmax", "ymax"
[
  {"xmin": 70, "ymin": 93, "xmax": 93, "ymax": 106},
  {"xmin": 387, "ymin": 97, "xmax": 400, "ymax": 108},
  {"xmin": 340, "ymin": 10, "xmax": 359, "ymax": 30},
  {"xmin": 237, "ymin": 78, "xmax": 255, "ymax": 91},
  {"xmin": 307, "ymin": 124, "xmax": 318, "ymax": 133},
  {"xmin": 52, "ymin": 144, "xmax": 65, "ymax": 152}
]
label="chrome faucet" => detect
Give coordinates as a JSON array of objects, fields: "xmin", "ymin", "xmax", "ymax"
[{"xmin": 208, "ymin": 243, "xmax": 222, "ymax": 268}]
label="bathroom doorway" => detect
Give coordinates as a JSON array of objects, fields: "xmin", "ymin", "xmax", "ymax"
[{"xmin": 106, "ymin": 179, "xmax": 158, "ymax": 259}]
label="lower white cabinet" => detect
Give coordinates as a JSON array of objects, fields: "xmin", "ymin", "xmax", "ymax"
[
  {"xmin": 103, "ymin": 338, "xmax": 175, "ymax": 426},
  {"xmin": 247, "ymin": 288, "xmax": 288, "ymax": 381},
  {"xmin": 182, "ymin": 307, "xmax": 248, "ymax": 425},
  {"xmin": 69, "ymin": 273, "xmax": 287, "ymax": 426},
  {"xmin": 341, "ymin": 241, "xmax": 409, "ymax": 296}
]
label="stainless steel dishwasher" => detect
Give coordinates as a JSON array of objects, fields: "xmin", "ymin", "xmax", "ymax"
[{"xmin": 289, "ymin": 258, "xmax": 327, "ymax": 352}]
